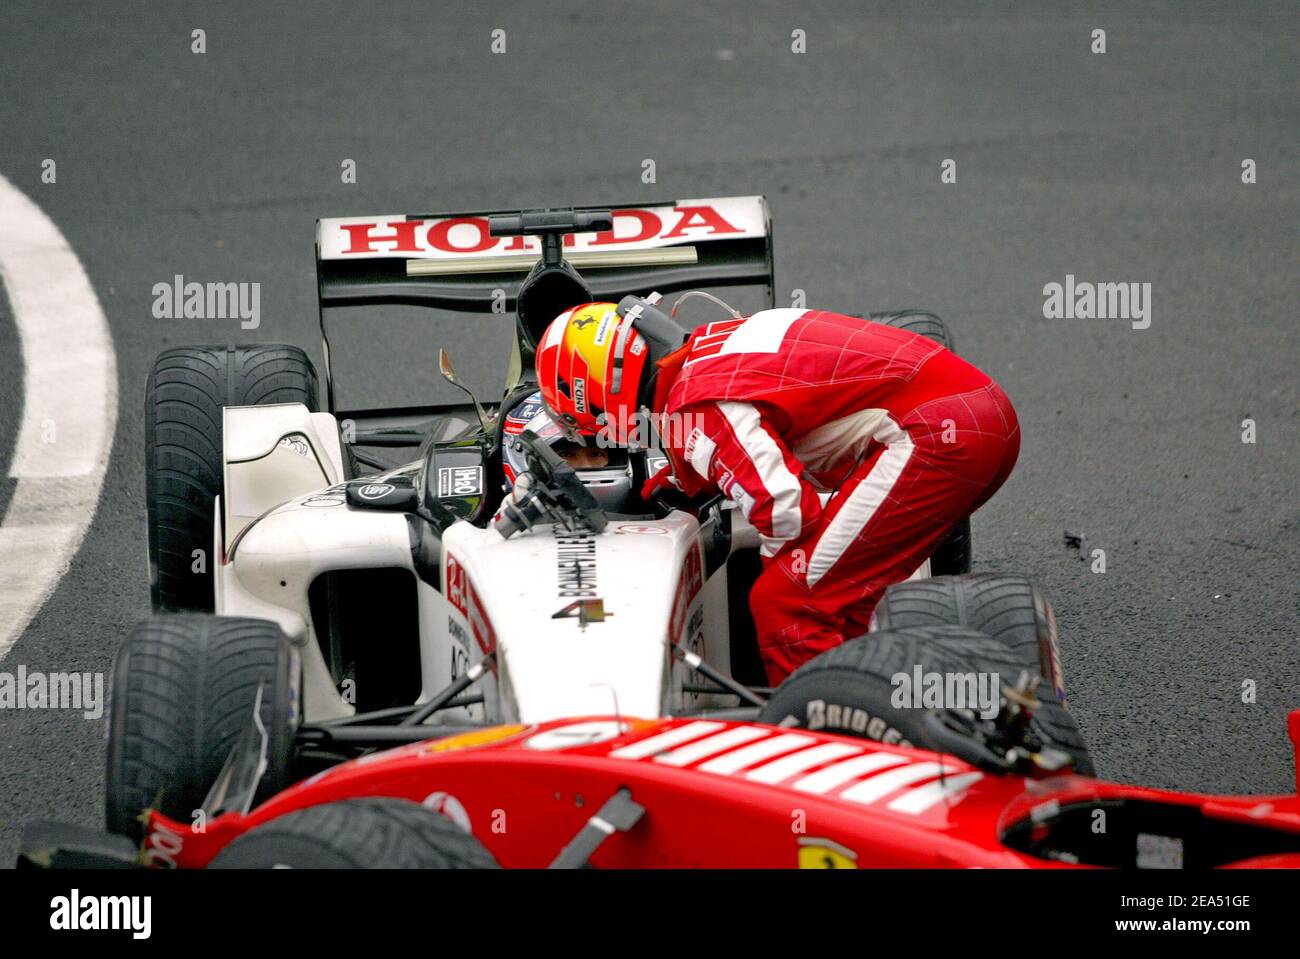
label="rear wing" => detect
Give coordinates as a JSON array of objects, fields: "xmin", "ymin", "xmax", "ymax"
[
  {"xmin": 313, "ymin": 195, "xmax": 774, "ymax": 437},
  {"xmin": 314, "ymin": 195, "xmax": 774, "ymax": 313}
]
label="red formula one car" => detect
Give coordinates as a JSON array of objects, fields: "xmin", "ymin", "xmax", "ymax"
[{"xmin": 22, "ymin": 707, "xmax": 1300, "ymax": 869}]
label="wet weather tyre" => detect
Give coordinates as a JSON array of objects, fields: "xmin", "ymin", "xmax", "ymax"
[
  {"xmin": 758, "ymin": 625, "xmax": 1092, "ymax": 774},
  {"xmin": 209, "ymin": 798, "xmax": 500, "ymax": 869},
  {"xmin": 869, "ymin": 309, "xmax": 954, "ymax": 351},
  {"xmin": 871, "ymin": 574, "xmax": 1065, "ymax": 701},
  {"xmin": 760, "ymin": 625, "xmax": 991, "ymax": 750},
  {"xmin": 105, "ymin": 615, "xmax": 299, "ymax": 841},
  {"xmin": 145, "ymin": 344, "xmax": 319, "ymax": 612}
]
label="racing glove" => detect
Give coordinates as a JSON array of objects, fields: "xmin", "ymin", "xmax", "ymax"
[{"xmin": 641, "ymin": 462, "xmax": 678, "ymax": 500}]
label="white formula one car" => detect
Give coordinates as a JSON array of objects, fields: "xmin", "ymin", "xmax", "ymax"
[{"xmin": 111, "ymin": 197, "xmax": 1029, "ymax": 837}]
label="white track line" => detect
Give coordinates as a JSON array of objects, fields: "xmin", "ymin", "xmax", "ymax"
[{"xmin": 0, "ymin": 171, "xmax": 117, "ymax": 661}]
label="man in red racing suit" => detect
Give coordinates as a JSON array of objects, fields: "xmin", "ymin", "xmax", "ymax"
[
  {"xmin": 535, "ymin": 303, "xmax": 1019, "ymax": 685},
  {"xmin": 646, "ymin": 308, "xmax": 1020, "ymax": 684}
]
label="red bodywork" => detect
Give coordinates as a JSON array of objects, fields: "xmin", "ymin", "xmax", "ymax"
[{"xmin": 144, "ymin": 714, "xmax": 1300, "ymax": 869}]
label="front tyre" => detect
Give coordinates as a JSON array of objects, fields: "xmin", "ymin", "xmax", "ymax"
[
  {"xmin": 209, "ymin": 798, "xmax": 500, "ymax": 868},
  {"xmin": 758, "ymin": 625, "xmax": 1092, "ymax": 774},
  {"xmin": 105, "ymin": 615, "xmax": 300, "ymax": 840},
  {"xmin": 759, "ymin": 625, "xmax": 995, "ymax": 750},
  {"xmin": 145, "ymin": 344, "xmax": 319, "ymax": 612}
]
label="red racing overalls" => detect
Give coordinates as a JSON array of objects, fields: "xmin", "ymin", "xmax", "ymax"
[{"xmin": 650, "ymin": 309, "xmax": 1020, "ymax": 684}]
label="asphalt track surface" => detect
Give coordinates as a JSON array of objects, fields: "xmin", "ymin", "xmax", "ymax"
[{"xmin": 0, "ymin": 1, "xmax": 1295, "ymax": 865}]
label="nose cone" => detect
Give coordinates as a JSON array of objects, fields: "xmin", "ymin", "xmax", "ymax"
[{"xmin": 444, "ymin": 516, "xmax": 699, "ymax": 724}]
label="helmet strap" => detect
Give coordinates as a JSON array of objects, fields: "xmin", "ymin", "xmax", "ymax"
[
  {"xmin": 616, "ymin": 294, "xmax": 688, "ymax": 364},
  {"xmin": 615, "ymin": 293, "xmax": 687, "ymax": 412}
]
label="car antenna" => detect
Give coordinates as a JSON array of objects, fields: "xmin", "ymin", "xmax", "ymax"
[
  {"xmin": 589, "ymin": 682, "xmax": 622, "ymax": 731},
  {"xmin": 438, "ymin": 347, "xmax": 492, "ymax": 432}
]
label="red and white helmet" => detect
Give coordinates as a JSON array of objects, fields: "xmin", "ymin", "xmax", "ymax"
[{"xmin": 534, "ymin": 302, "xmax": 650, "ymax": 446}]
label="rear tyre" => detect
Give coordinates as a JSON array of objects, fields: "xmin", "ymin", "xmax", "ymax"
[
  {"xmin": 869, "ymin": 309, "xmax": 954, "ymax": 351},
  {"xmin": 209, "ymin": 798, "xmax": 499, "ymax": 868},
  {"xmin": 871, "ymin": 574, "xmax": 1066, "ymax": 702},
  {"xmin": 105, "ymin": 615, "xmax": 300, "ymax": 841},
  {"xmin": 146, "ymin": 344, "xmax": 319, "ymax": 612},
  {"xmin": 870, "ymin": 576, "xmax": 1088, "ymax": 772},
  {"xmin": 758, "ymin": 625, "xmax": 1092, "ymax": 774}
]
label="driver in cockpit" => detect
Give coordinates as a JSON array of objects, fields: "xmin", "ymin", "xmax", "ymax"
[{"xmin": 500, "ymin": 390, "xmax": 635, "ymax": 514}]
